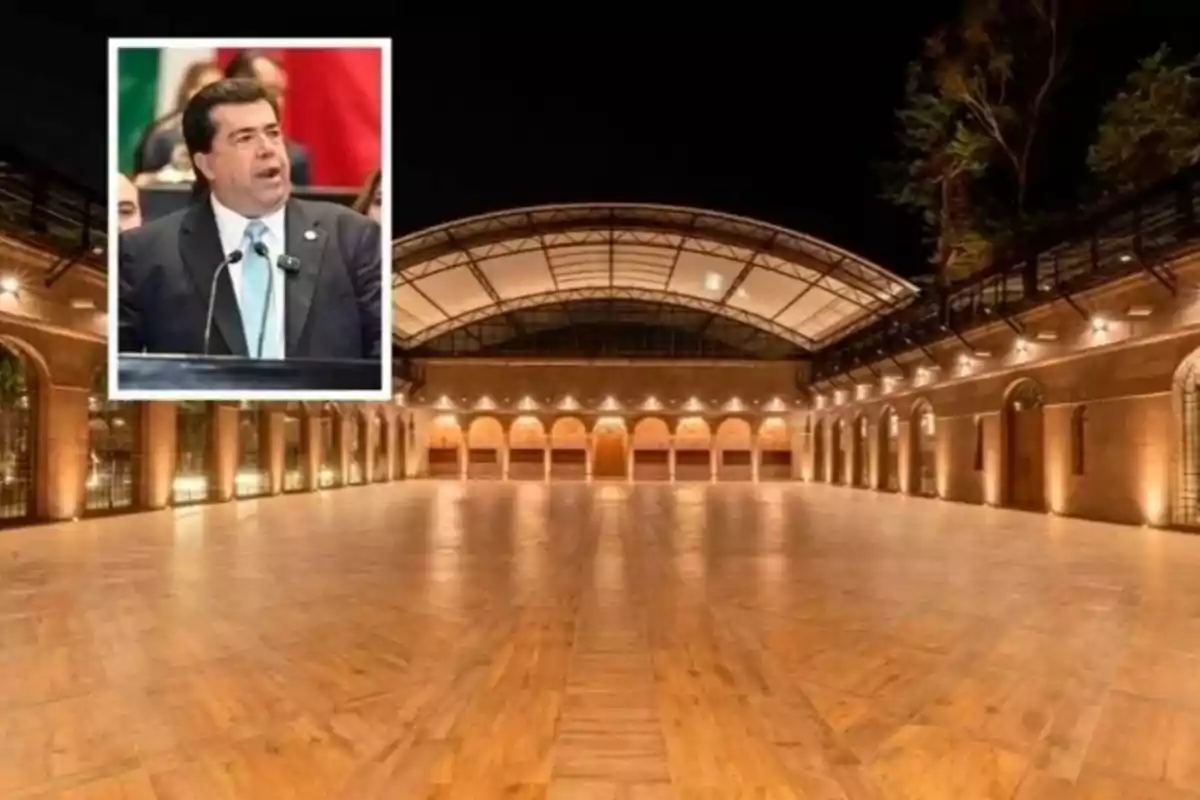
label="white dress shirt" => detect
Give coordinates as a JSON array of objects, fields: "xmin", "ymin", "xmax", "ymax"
[{"xmin": 210, "ymin": 195, "xmax": 287, "ymax": 358}]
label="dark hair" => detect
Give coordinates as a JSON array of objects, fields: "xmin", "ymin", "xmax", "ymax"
[
  {"xmin": 181, "ymin": 78, "xmax": 279, "ymax": 195},
  {"xmin": 352, "ymin": 169, "xmax": 381, "ymax": 216},
  {"xmin": 224, "ymin": 49, "xmax": 272, "ymax": 80}
]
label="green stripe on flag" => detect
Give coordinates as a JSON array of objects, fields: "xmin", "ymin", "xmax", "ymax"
[{"xmin": 117, "ymin": 48, "xmax": 160, "ymax": 175}]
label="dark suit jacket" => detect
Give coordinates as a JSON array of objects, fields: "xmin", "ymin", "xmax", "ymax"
[
  {"xmin": 138, "ymin": 125, "xmax": 312, "ymax": 186},
  {"xmin": 118, "ymin": 197, "xmax": 382, "ymax": 361}
]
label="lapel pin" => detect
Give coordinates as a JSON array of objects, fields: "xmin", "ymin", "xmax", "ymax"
[{"xmin": 304, "ymin": 230, "xmax": 317, "ymax": 241}]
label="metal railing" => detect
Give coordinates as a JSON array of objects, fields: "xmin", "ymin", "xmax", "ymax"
[
  {"xmin": 0, "ymin": 147, "xmax": 106, "ymax": 274},
  {"xmin": 812, "ymin": 163, "xmax": 1200, "ymax": 382}
]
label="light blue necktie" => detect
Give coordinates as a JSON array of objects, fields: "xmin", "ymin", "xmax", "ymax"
[{"xmin": 241, "ymin": 220, "xmax": 282, "ymax": 359}]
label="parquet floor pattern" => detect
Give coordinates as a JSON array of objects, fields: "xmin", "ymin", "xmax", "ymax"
[{"xmin": 2, "ymin": 481, "xmax": 1200, "ymax": 798}]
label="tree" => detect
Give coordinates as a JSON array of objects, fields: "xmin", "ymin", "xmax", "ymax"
[
  {"xmin": 882, "ymin": 0, "xmax": 1068, "ymax": 282},
  {"xmin": 881, "ymin": 63, "xmax": 996, "ymax": 282},
  {"xmin": 1088, "ymin": 44, "xmax": 1200, "ymax": 196}
]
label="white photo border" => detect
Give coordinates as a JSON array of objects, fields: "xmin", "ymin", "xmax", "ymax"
[{"xmin": 106, "ymin": 37, "xmax": 393, "ymax": 402}]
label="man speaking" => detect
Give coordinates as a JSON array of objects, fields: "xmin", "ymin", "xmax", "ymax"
[{"xmin": 117, "ymin": 78, "xmax": 382, "ymax": 366}]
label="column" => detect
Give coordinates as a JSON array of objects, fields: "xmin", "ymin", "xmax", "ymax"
[
  {"xmin": 139, "ymin": 402, "xmax": 176, "ymax": 509},
  {"xmin": 212, "ymin": 403, "xmax": 238, "ymax": 502},
  {"xmin": 709, "ymin": 446, "xmax": 718, "ymax": 483},
  {"xmin": 36, "ymin": 384, "xmax": 90, "ymax": 520},
  {"xmin": 751, "ymin": 438, "xmax": 761, "ymax": 483},
  {"xmin": 302, "ymin": 408, "xmax": 320, "ymax": 490},
  {"xmin": 265, "ymin": 408, "xmax": 285, "ymax": 495},
  {"xmin": 668, "ymin": 444, "xmax": 676, "ymax": 482}
]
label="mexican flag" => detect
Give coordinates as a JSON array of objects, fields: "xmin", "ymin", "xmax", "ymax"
[{"xmin": 116, "ymin": 47, "xmax": 382, "ymax": 187}]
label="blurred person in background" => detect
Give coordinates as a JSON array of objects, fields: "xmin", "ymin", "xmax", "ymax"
[
  {"xmin": 116, "ymin": 173, "xmax": 142, "ymax": 231},
  {"xmin": 133, "ymin": 60, "xmax": 222, "ymax": 185},
  {"xmin": 118, "ymin": 79, "xmax": 381, "ymax": 362},
  {"xmin": 224, "ymin": 50, "xmax": 311, "ymax": 186},
  {"xmin": 352, "ymin": 169, "xmax": 381, "ymax": 222}
]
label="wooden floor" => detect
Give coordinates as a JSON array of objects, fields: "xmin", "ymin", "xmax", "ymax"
[{"xmin": 3, "ymin": 481, "xmax": 1200, "ymax": 799}]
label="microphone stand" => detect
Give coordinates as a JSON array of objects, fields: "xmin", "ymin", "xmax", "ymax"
[
  {"xmin": 252, "ymin": 241, "xmax": 275, "ymax": 359},
  {"xmin": 203, "ymin": 250, "xmax": 244, "ymax": 356}
]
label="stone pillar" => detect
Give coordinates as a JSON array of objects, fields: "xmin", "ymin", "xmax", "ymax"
[
  {"xmin": 302, "ymin": 408, "xmax": 320, "ymax": 490},
  {"xmin": 751, "ymin": 439, "xmax": 761, "ymax": 483},
  {"xmin": 36, "ymin": 384, "xmax": 90, "ymax": 520},
  {"xmin": 668, "ymin": 444, "xmax": 676, "ymax": 482},
  {"xmin": 212, "ymin": 403, "xmax": 238, "ymax": 502},
  {"xmin": 140, "ymin": 402, "xmax": 176, "ymax": 509},
  {"xmin": 709, "ymin": 447, "xmax": 718, "ymax": 483},
  {"xmin": 265, "ymin": 408, "xmax": 285, "ymax": 495},
  {"xmin": 543, "ymin": 447, "xmax": 551, "ymax": 481}
]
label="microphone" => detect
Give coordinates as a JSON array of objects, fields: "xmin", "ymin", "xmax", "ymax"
[
  {"xmin": 252, "ymin": 241, "xmax": 275, "ymax": 359},
  {"xmin": 203, "ymin": 249, "xmax": 244, "ymax": 356},
  {"xmin": 277, "ymin": 254, "xmax": 301, "ymax": 274}
]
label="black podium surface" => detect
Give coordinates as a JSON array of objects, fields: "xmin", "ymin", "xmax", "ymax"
[{"xmin": 118, "ymin": 354, "xmax": 382, "ymax": 393}]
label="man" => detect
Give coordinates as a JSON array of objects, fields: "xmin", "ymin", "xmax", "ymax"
[
  {"xmin": 138, "ymin": 51, "xmax": 311, "ymax": 186},
  {"xmin": 116, "ymin": 173, "xmax": 142, "ymax": 232},
  {"xmin": 118, "ymin": 78, "xmax": 381, "ymax": 364}
]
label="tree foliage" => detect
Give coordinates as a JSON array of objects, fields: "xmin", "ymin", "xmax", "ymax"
[
  {"xmin": 1088, "ymin": 44, "xmax": 1200, "ymax": 196},
  {"xmin": 882, "ymin": 0, "xmax": 1067, "ymax": 282}
]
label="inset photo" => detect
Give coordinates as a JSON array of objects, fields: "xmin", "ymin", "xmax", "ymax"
[{"xmin": 107, "ymin": 38, "xmax": 392, "ymax": 401}]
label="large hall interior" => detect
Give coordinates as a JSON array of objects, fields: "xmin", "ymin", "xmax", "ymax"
[{"xmin": 3, "ymin": 7, "xmax": 1200, "ymax": 799}]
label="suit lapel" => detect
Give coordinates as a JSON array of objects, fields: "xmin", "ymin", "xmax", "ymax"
[
  {"xmin": 284, "ymin": 199, "xmax": 327, "ymax": 355},
  {"xmin": 179, "ymin": 202, "xmax": 248, "ymax": 356}
]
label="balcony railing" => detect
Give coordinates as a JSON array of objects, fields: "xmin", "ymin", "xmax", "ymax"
[
  {"xmin": 0, "ymin": 146, "xmax": 106, "ymax": 273},
  {"xmin": 812, "ymin": 163, "xmax": 1200, "ymax": 382}
]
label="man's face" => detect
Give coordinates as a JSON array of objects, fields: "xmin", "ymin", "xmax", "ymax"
[
  {"xmin": 194, "ymin": 99, "xmax": 291, "ymax": 216},
  {"xmin": 116, "ymin": 174, "xmax": 141, "ymax": 231}
]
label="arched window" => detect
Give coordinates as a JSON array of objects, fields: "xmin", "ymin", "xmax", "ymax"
[
  {"xmin": 173, "ymin": 402, "xmax": 210, "ymax": 504},
  {"xmin": 85, "ymin": 365, "xmax": 137, "ymax": 512},
  {"xmin": 973, "ymin": 417, "xmax": 984, "ymax": 472},
  {"xmin": 235, "ymin": 403, "xmax": 269, "ymax": 498},
  {"xmin": 0, "ymin": 345, "xmax": 34, "ymax": 521},
  {"xmin": 1071, "ymin": 405, "xmax": 1086, "ymax": 476}
]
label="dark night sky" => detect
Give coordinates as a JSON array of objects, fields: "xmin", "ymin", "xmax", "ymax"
[{"xmin": 3, "ymin": 6, "xmax": 1198, "ymax": 277}]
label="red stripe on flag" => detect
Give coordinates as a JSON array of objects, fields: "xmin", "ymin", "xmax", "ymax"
[
  {"xmin": 214, "ymin": 48, "xmax": 381, "ymax": 187},
  {"xmin": 279, "ymin": 49, "xmax": 382, "ymax": 187}
]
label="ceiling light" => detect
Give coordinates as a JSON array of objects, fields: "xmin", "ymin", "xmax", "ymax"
[
  {"xmin": 704, "ymin": 272, "xmax": 722, "ymax": 292},
  {"xmin": 0, "ymin": 277, "xmax": 18, "ymax": 295},
  {"xmin": 70, "ymin": 298, "xmax": 95, "ymax": 309},
  {"xmin": 1091, "ymin": 315, "xmax": 1109, "ymax": 333}
]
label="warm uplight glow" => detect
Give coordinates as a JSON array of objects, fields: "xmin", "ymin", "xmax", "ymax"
[
  {"xmin": 434, "ymin": 413, "xmax": 458, "ymax": 426},
  {"xmin": 724, "ymin": 397, "xmax": 744, "ymax": 412},
  {"xmin": 518, "ymin": 396, "xmax": 538, "ymax": 411},
  {"xmin": 642, "ymin": 395, "xmax": 662, "ymax": 411},
  {"xmin": 171, "ymin": 475, "xmax": 207, "ymax": 495},
  {"xmin": 764, "ymin": 397, "xmax": 786, "ymax": 412},
  {"xmin": 683, "ymin": 397, "xmax": 703, "ymax": 412},
  {"xmin": 559, "ymin": 395, "xmax": 580, "ymax": 410},
  {"xmin": 600, "ymin": 395, "xmax": 620, "ymax": 411},
  {"xmin": 596, "ymin": 416, "xmax": 625, "ymax": 429},
  {"xmin": 475, "ymin": 395, "xmax": 497, "ymax": 410},
  {"xmin": 0, "ymin": 277, "xmax": 18, "ymax": 295},
  {"xmin": 435, "ymin": 395, "xmax": 454, "ymax": 410}
]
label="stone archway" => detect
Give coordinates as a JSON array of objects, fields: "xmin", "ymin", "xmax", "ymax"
[
  {"xmin": 674, "ymin": 417, "xmax": 712, "ymax": 481},
  {"xmin": 877, "ymin": 406, "xmax": 899, "ymax": 492},
  {"xmin": 591, "ymin": 417, "xmax": 628, "ymax": 480},
  {"xmin": 852, "ymin": 414, "xmax": 869, "ymax": 488},
  {"xmin": 910, "ymin": 399, "xmax": 937, "ymax": 497},
  {"xmin": 1003, "ymin": 379, "xmax": 1046, "ymax": 512},
  {"xmin": 758, "ymin": 417, "xmax": 792, "ymax": 481},
  {"xmin": 549, "ymin": 417, "xmax": 587, "ymax": 480},
  {"xmin": 715, "ymin": 418, "xmax": 753, "ymax": 481},
  {"xmin": 508, "ymin": 416, "xmax": 547, "ymax": 480},
  {"xmin": 0, "ymin": 341, "xmax": 37, "ymax": 522},
  {"xmin": 830, "ymin": 420, "xmax": 845, "ymax": 485},
  {"xmin": 631, "ymin": 418, "xmax": 670, "ymax": 481},
  {"xmin": 428, "ymin": 414, "xmax": 463, "ymax": 478},
  {"xmin": 466, "ymin": 417, "xmax": 504, "ymax": 479},
  {"xmin": 84, "ymin": 363, "xmax": 138, "ymax": 513}
]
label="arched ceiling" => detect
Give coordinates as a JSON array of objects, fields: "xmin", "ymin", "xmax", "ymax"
[{"xmin": 392, "ymin": 203, "xmax": 918, "ymax": 353}]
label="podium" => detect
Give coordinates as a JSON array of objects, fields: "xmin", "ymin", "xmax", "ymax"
[{"xmin": 117, "ymin": 354, "xmax": 382, "ymax": 392}]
